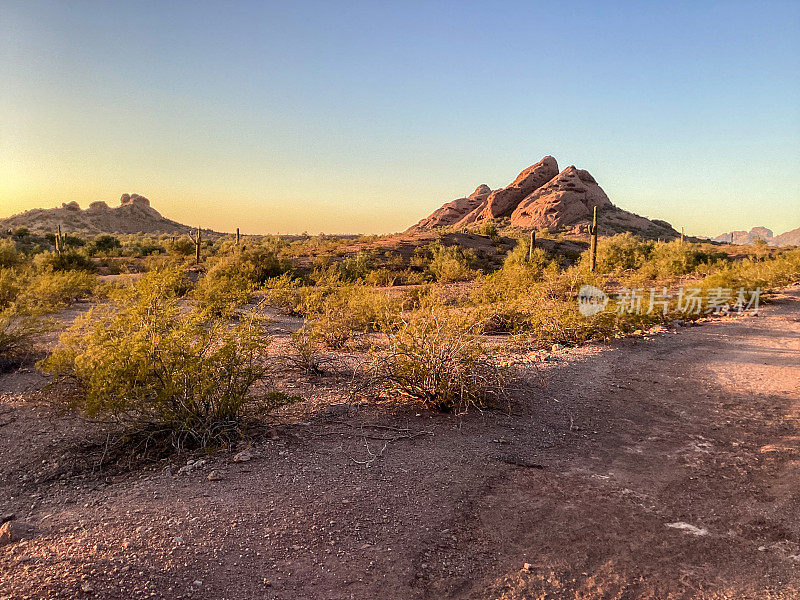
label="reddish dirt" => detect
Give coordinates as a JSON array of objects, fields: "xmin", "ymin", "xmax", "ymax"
[{"xmin": 1, "ymin": 287, "xmax": 799, "ymax": 599}]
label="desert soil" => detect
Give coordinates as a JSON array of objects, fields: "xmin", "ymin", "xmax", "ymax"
[{"xmin": 1, "ymin": 287, "xmax": 799, "ymax": 599}]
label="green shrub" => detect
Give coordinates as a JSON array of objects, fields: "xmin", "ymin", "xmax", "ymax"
[
  {"xmin": 0, "ymin": 239, "xmax": 22, "ymax": 269},
  {"xmin": 89, "ymin": 234, "xmax": 122, "ymax": 255},
  {"xmin": 426, "ymin": 241, "xmax": 478, "ymax": 282},
  {"xmin": 167, "ymin": 237, "xmax": 196, "ymax": 257},
  {"xmin": 33, "ymin": 250, "xmax": 96, "ymax": 273},
  {"xmin": 591, "ymin": 233, "xmax": 653, "ymax": 273},
  {"xmin": 39, "ymin": 269, "xmax": 292, "ymax": 452}
]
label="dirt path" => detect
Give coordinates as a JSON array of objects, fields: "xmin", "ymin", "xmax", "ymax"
[{"xmin": 1, "ymin": 288, "xmax": 799, "ymax": 599}]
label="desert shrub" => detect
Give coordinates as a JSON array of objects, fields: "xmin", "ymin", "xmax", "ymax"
[
  {"xmin": 426, "ymin": 241, "xmax": 478, "ymax": 282},
  {"xmin": 369, "ymin": 301, "xmax": 511, "ymax": 412},
  {"xmin": 89, "ymin": 234, "xmax": 122, "ymax": 255},
  {"xmin": 39, "ymin": 269, "xmax": 292, "ymax": 452},
  {"xmin": 7, "ymin": 269, "xmax": 97, "ymax": 316},
  {"xmin": 306, "ymin": 284, "xmax": 398, "ymax": 349},
  {"xmin": 0, "ymin": 239, "xmax": 22, "ymax": 269},
  {"xmin": 338, "ymin": 251, "xmax": 375, "ymax": 282},
  {"xmin": 0, "ymin": 309, "xmax": 47, "ymax": 370},
  {"xmin": 287, "ymin": 325, "xmax": 331, "ymax": 375},
  {"xmin": 167, "ymin": 237, "xmax": 196, "ymax": 257},
  {"xmin": 645, "ymin": 241, "xmax": 722, "ymax": 277},
  {"xmin": 591, "ymin": 233, "xmax": 653, "ymax": 273},
  {"xmin": 33, "ymin": 250, "xmax": 96, "ymax": 273},
  {"xmin": 475, "ymin": 221, "xmax": 500, "ymax": 240},
  {"xmin": 363, "ymin": 268, "xmax": 398, "ymax": 287},
  {"xmin": 192, "ymin": 269, "xmax": 252, "ymax": 317},
  {"xmin": 0, "ymin": 268, "xmax": 23, "ymax": 309},
  {"xmin": 697, "ymin": 248, "xmax": 800, "ymax": 295},
  {"xmin": 263, "ymin": 273, "xmax": 308, "ymax": 315},
  {"xmin": 12, "ymin": 227, "xmax": 29, "ymax": 239}
]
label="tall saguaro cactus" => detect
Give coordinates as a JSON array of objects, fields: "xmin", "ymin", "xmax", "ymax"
[
  {"xmin": 194, "ymin": 227, "xmax": 202, "ymax": 264},
  {"xmin": 589, "ymin": 205, "xmax": 598, "ymax": 273},
  {"xmin": 528, "ymin": 230, "xmax": 536, "ymax": 262},
  {"xmin": 54, "ymin": 225, "xmax": 65, "ymax": 255}
]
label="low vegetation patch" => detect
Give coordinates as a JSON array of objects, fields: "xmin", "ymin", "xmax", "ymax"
[{"xmin": 39, "ymin": 268, "xmax": 294, "ymax": 453}]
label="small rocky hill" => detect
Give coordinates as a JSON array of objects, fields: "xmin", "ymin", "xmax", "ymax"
[
  {"xmin": 713, "ymin": 226, "xmax": 800, "ymax": 247},
  {"xmin": 772, "ymin": 227, "xmax": 800, "ymax": 247},
  {"xmin": 411, "ymin": 157, "xmax": 679, "ymax": 239},
  {"xmin": 0, "ymin": 194, "xmax": 196, "ymax": 235}
]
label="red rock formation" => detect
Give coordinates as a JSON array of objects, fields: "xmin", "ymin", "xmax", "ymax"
[
  {"xmin": 411, "ymin": 157, "xmax": 679, "ymax": 239},
  {"xmin": 510, "ymin": 166, "xmax": 612, "ymax": 229},
  {"xmin": 479, "ymin": 156, "xmax": 559, "ymax": 220},
  {"xmin": 412, "ymin": 184, "xmax": 492, "ymax": 229}
]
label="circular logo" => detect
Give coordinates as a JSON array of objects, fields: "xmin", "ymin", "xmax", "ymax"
[{"xmin": 577, "ymin": 285, "xmax": 608, "ymax": 316}]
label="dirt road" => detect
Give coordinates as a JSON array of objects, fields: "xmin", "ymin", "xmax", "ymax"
[{"xmin": 1, "ymin": 287, "xmax": 798, "ymax": 599}]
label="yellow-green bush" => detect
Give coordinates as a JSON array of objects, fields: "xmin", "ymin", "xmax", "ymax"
[
  {"xmin": 39, "ymin": 268, "xmax": 291, "ymax": 451},
  {"xmin": 0, "ymin": 239, "xmax": 22, "ymax": 269},
  {"xmin": 426, "ymin": 240, "xmax": 478, "ymax": 282}
]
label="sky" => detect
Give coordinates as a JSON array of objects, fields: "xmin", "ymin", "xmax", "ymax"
[{"xmin": 1, "ymin": 1, "xmax": 799, "ymax": 236}]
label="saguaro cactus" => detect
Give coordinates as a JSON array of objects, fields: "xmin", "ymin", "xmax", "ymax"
[
  {"xmin": 54, "ymin": 225, "xmax": 65, "ymax": 255},
  {"xmin": 681, "ymin": 227, "xmax": 685, "ymax": 245},
  {"xmin": 589, "ymin": 205, "xmax": 598, "ymax": 273},
  {"xmin": 528, "ymin": 230, "xmax": 536, "ymax": 262},
  {"xmin": 236, "ymin": 227, "xmax": 241, "ymax": 248},
  {"xmin": 194, "ymin": 227, "xmax": 202, "ymax": 264}
]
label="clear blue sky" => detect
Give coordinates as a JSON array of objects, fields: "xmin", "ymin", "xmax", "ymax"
[{"xmin": 2, "ymin": 0, "xmax": 798, "ymax": 235}]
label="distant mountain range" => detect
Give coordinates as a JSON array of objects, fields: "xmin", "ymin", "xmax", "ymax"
[
  {"xmin": 0, "ymin": 194, "xmax": 197, "ymax": 235},
  {"xmin": 410, "ymin": 156, "xmax": 679, "ymax": 239},
  {"xmin": 712, "ymin": 226, "xmax": 800, "ymax": 247}
]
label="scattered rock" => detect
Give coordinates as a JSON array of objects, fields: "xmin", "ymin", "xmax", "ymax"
[
  {"xmin": 665, "ymin": 522, "xmax": 708, "ymax": 536},
  {"xmin": 522, "ymin": 563, "xmax": 532, "ymax": 572},
  {"xmin": 177, "ymin": 459, "xmax": 207, "ymax": 475},
  {"xmin": 233, "ymin": 450, "xmax": 253, "ymax": 463},
  {"xmin": 207, "ymin": 470, "xmax": 224, "ymax": 481},
  {"xmin": 551, "ymin": 344, "xmax": 565, "ymax": 352},
  {"xmin": 0, "ymin": 520, "xmax": 37, "ymax": 547},
  {"xmin": 0, "ymin": 513, "xmax": 15, "ymax": 524}
]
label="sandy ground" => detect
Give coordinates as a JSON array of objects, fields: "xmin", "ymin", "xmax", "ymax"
[{"xmin": 1, "ymin": 287, "xmax": 799, "ymax": 599}]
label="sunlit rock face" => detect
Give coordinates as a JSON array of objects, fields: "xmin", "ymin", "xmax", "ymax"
[{"xmin": 411, "ymin": 157, "xmax": 679, "ymax": 239}]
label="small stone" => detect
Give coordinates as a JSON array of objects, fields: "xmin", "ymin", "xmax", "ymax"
[
  {"xmin": 233, "ymin": 450, "xmax": 253, "ymax": 463},
  {"xmin": 0, "ymin": 521, "xmax": 36, "ymax": 547},
  {"xmin": 207, "ymin": 470, "xmax": 224, "ymax": 481},
  {"xmin": 193, "ymin": 580, "xmax": 203, "ymax": 587},
  {"xmin": 80, "ymin": 581, "xmax": 94, "ymax": 594},
  {"xmin": 173, "ymin": 536, "xmax": 184, "ymax": 545},
  {"xmin": 163, "ymin": 466, "xmax": 172, "ymax": 477},
  {"xmin": 522, "ymin": 563, "xmax": 532, "ymax": 572},
  {"xmin": 551, "ymin": 344, "xmax": 565, "ymax": 352},
  {"xmin": 0, "ymin": 514, "xmax": 15, "ymax": 524}
]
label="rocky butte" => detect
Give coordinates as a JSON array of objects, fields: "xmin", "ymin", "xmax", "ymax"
[
  {"xmin": 0, "ymin": 194, "xmax": 194, "ymax": 235},
  {"xmin": 411, "ymin": 156, "xmax": 679, "ymax": 239}
]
